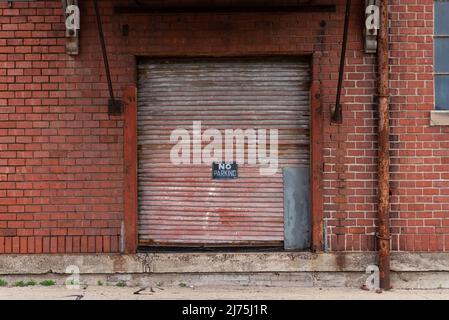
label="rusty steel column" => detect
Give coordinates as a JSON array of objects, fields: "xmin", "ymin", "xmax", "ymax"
[
  {"xmin": 93, "ymin": 0, "xmax": 123, "ymax": 115},
  {"xmin": 377, "ymin": 0, "xmax": 390, "ymax": 290},
  {"xmin": 332, "ymin": 0, "xmax": 352, "ymax": 123}
]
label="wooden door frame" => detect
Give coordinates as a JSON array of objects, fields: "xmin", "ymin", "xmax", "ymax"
[{"xmin": 123, "ymin": 52, "xmax": 324, "ymax": 253}]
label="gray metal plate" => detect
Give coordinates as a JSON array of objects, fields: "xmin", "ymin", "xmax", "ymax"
[{"xmin": 284, "ymin": 167, "xmax": 311, "ymax": 250}]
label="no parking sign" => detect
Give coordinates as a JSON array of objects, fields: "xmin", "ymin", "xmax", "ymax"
[{"xmin": 212, "ymin": 162, "xmax": 238, "ymax": 180}]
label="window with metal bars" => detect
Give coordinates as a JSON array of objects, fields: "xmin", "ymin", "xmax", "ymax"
[{"xmin": 435, "ymin": 0, "xmax": 449, "ymax": 110}]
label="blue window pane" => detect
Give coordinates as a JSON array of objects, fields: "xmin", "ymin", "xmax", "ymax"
[
  {"xmin": 436, "ymin": 75, "xmax": 449, "ymax": 110},
  {"xmin": 435, "ymin": 1, "xmax": 449, "ymax": 35},
  {"xmin": 435, "ymin": 38, "xmax": 449, "ymax": 72}
]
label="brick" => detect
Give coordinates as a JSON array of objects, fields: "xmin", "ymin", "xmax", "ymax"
[
  {"xmin": 0, "ymin": 237, "xmax": 4, "ymax": 253},
  {"xmin": 0, "ymin": 0, "xmax": 446, "ymax": 255}
]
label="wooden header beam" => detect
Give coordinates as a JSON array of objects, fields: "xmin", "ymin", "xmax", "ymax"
[{"xmin": 114, "ymin": 4, "xmax": 337, "ymax": 14}]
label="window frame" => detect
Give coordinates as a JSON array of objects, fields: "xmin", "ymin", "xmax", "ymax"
[{"xmin": 434, "ymin": 0, "xmax": 449, "ymax": 111}]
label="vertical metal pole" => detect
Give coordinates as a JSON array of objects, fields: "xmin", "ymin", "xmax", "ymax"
[
  {"xmin": 377, "ymin": 0, "xmax": 391, "ymax": 291},
  {"xmin": 93, "ymin": 0, "xmax": 114, "ymax": 101},
  {"xmin": 93, "ymin": 0, "xmax": 122, "ymax": 114},
  {"xmin": 332, "ymin": 0, "xmax": 351, "ymax": 123}
]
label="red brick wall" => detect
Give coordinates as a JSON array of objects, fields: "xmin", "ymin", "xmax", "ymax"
[
  {"xmin": 0, "ymin": 0, "xmax": 125, "ymax": 254},
  {"xmin": 0, "ymin": 0, "xmax": 445, "ymax": 253},
  {"xmin": 388, "ymin": 0, "xmax": 447, "ymax": 252}
]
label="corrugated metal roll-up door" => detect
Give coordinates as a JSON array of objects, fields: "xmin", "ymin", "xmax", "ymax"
[{"xmin": 137, "ymin": 57, "xmax": 311, "ymax": 247}]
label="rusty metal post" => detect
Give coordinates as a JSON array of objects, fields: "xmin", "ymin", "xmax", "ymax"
[
  {"xmin": 332, "ymin": 0, "xmax": 352, "ymax": 123},
  {"xmin": 93, "ymin": 0, "xmax": 123, "ymax": 115},
  {"xmin": 377, "ymin": 0, "xmax": 390, "ymax": 290}
]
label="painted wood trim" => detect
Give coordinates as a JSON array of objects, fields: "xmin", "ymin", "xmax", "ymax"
[
  {"xmin": 123, "ymin": 85, "xmax": 138, "ymax": 253},
  {"xmin": 310, "ymin": 55, "xmax": 324, "ymax": 252}
]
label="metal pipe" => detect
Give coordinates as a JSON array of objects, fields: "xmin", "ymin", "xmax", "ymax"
[
  {"xmin": 332, "ymin": 0, "xmax": 352, "ymax": 123},
  {"xmin": 93, "ymin": 0, "xmax": 115, "ymax": 102},
  {"xmin": 377, "ymin": 0, "xmax": 391, "ymax": 291}
]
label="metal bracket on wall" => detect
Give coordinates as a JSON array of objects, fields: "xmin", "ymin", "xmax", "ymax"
[
  {"xmin": 93, "ymin": 0, "xmax": 123, "ymax": 116},
  {"xmin": 62, "ymin": 0, "xmax": 80, "ymax": 55},
  {"xmin": 331, "ymin": 0, "xmax": 352, "ymax": 124},
  {"xmin": 108, "ymin": 99, "xmax": 124, "ymax": 116}
]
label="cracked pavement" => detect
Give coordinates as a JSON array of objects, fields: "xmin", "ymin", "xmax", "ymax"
[{"xmin": 1, "ymin": 286, "xmax": 449, "ymax": 300}]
